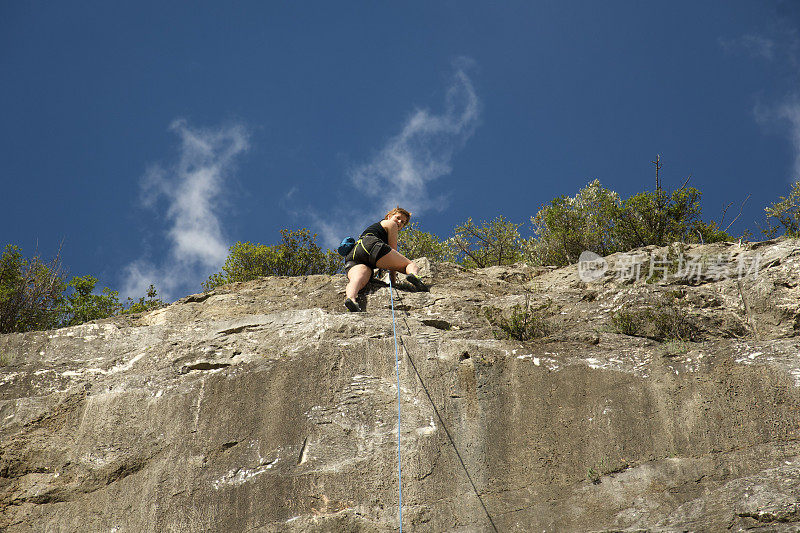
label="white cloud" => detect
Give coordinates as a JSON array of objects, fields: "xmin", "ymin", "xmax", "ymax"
[
  {"xmin": 350, "ymin": 63, "xmax": 480, "ymax": 216},
  {"xmin": 731, "ymin": 20, "xmax": 800, "ymax": 184},
  {"xmin": 308, "ymin": 62, "xmax": 480, "ymax": 248},
  {"xmin": 778, "ymin": 100, "xmax": 800, "ymax": 180},
  {"xmin": 279, "ymin": 186, "xmax": 300, "ymax": 218},
  {"xmin": 754, "ymin": 100, "xmax": 800, "ymax": 184},
  {"xmin": 122, "ymin": 120, "xmax": 249, "ymax": 300}
]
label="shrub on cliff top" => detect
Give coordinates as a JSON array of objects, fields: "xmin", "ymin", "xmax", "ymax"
[
  {"xmin": 64, "ymin": 275, "xmax": 123, "ymax": 326},
  {"xmin": 528, "ymin": 179, "xmax": 623, "ymax": 266},
  {"xmin": 763, "ymin": 181, "xmax": 800, "ymax": 238},
  {"xmin": 398, "ymin": 222, "xmax": 456, "ymax": 263},
  {"xmin": 0, "ymin": 244, "xmax": 165, "ymax": 333},
  {"xmin": 528, "ymin": 175, "xmax": 730, "ymax": 267},
  {"xmin": 451, "ymin": 216, "xmax": 524, "ymax": 268},
  {"xmin": 0, "ymin": 244, "xmax": 66, "ymax": 333},
  {"xmin": 203, "ymin": 228, "xmax": 342, "ymax": 290},
  {"xmin": 615, "ymin": 186, "xmax": 729, "ymax": 250}
]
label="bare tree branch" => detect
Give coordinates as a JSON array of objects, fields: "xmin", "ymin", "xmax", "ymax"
[
  {"xmin": 723, "ymin": 194, "xmax": 750, "ymax": 233},
  {"xmin": 719, "ymin": 201, "xmax": 734, "ymax": 226}
]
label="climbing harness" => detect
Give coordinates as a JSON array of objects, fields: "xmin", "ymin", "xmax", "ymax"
[
  {"xmin": 336, "ymin": 234, "xmax": 372, "ymax": 260},
  {"xmin": 388, "ymin": 275, "xmax": 403, "ymax": 532},
  {"xmin": 347, "ymin": 233, "xmax": 377, "ymax": 263}
]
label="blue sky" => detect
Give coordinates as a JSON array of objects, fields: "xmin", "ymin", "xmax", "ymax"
[{"xmin": 2, "ymin": 1, "xmax": 800, "ymax": 301}]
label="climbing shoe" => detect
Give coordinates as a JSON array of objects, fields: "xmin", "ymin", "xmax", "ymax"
[
  {"xmin": 345, "ymin": 298, "xmax": 362, "ymax": 312},
  {"xmin": 406, "ymin": 273, "xmax": 429, "ymax": 292}
]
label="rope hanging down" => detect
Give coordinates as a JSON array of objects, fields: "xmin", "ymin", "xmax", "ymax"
[
  {"xmin": 388, "ymin": 276, "xmax": 403, "ymax": 532},
  {"xmin": 390, "ymin": 285, "xmax": 500, "ymax": 533}
]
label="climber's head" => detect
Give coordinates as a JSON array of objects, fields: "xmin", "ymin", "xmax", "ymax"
[{"xmin": 385, "ymin": 206, "xmax": 411, "ymax": 230}]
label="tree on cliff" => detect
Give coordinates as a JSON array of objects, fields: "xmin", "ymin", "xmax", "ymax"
[
  {"xmin": 527, "ymin": 179, "xmax": 623, "ymax": 266},
  {"xmin": 203, "ymin": 228, "xmax": 342, "ymax": 290},
  {"xmin": 451, "ymin": 216, "xmax": 525, "ymax": 267},
  {"xmin": 763, "ymin": 181, "xmax": 800, "ymax": 237},
  {"xmin": 614, "ymin": 186, "xmax": 729, "ymax": 249},
  {"xmin": 0, "ymin": 245, "xmax": 66, "ymax": 333},
  {"xmin": 61, "ymin": 276, "xmax": 162, "ymax": 325},
  {"xmin": 63, "ymin": 275, "xmax": 123, "ymax": 326},
  {"xmin": 527, "ymin": 160, "xmax": 731, "ymax": 267},
  {"xmin": 398, "ymin": 222, "xmax": 456, "ymax": 263},
  {"xmin": 0, "ymin": 245, "xmax": 165, "ymax": 333}
]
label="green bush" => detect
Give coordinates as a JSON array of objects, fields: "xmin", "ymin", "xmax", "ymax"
[
  {"xmin": 649, "ymin": 295, "xmax": 699, "ymax": 341},
  {"xmin": 0, "ymin": 244, "xmax": 165, "ymax": 333},
  {"xmin": 662, "ymin": 340, "xmax": 691, "ymax": 356},
  {"xmin": 528, "ymin": 179, "xmax": 623, "ymax": 266},
  {"xmin": 64, "ymin": 275, "xmax": 123, "ymax": 326},
  {"xmin": 528, "ymin": 171, "xmax": 731, "ymax": 267},
  {"xmin": 763, "ymin": 181, "xmax": 800, "ymax": 237},
  {"xmin": 616, "ymin": 187, "xmax": 729, "ymax": 250},
  {"xmin": 203, "ymin": 228, "xmax": 342, "ymax": 290},
  {"xmin": 122, "ymin": 284, "xmax": 163, "ymax": 315},
  {"xmin": 398, "ymin": 222, "xmax": 456, "ymax": 262},
  {"xmin": 610, "ymin": 293, "xmax": 700, "ymax": 342},
  {"xmin": 63, "ymin": 277, "xmax": 164, "ymax": 325},
  {"xmin": 610, "ymin": 308, "xmax": 646, "ymax": 336},
  {"xmin": 485, "ymin": 297, "xmax": 552, "ymax": 341},
  {"xmin": 452, "ymin": 216, "xmax": 524, "ymax": 268},
  {"xmin": 0, "ymin": 245, "xmax": 66, "ymax": 333}
]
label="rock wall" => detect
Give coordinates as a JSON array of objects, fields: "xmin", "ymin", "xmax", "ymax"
[{"xmin": 2, "ymin": 239, "xmax": 800, "ymax": 532}]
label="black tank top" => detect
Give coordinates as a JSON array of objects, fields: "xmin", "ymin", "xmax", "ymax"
[{"xmin": 361, "ymin": 222, "xmax": 389, "ymax": 244}]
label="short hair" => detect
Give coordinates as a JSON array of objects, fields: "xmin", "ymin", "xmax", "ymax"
[{"xmin": 385, "ymin": 206, "xmax": 411, "ymax": 222}]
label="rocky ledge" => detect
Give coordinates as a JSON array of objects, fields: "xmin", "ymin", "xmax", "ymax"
[{"xmin": 2, "ymin": 238, "xmax": 800, "ymax": 532}]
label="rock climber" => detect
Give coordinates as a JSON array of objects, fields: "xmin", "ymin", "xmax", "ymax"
[{"xmin": 344, "ymin": 206, "xmax": 429, "ymax": 312}]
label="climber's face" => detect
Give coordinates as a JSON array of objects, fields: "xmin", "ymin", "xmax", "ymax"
[{"xmin": 388, "ymin": 213, "xmax": 409, "ymax": 230}]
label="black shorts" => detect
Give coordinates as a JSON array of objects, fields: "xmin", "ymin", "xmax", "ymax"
[{"xmin": 345, "ymin": 235, "xmax": 392, "ymax": 273}]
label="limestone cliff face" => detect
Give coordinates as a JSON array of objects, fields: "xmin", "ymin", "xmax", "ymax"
[{"xmin": 2, "ymin": 239, "xmax": 800, "ymax": 532}]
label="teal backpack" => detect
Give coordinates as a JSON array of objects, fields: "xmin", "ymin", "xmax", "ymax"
[{"xmin": 337, "ymin": 237, "xmax": 356, "ymax": 257}]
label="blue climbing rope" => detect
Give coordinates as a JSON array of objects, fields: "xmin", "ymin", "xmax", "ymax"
[
  {"xmin": 388, "ymin": 275, "xmax": 402, "ymax": 532},
  {"xmin": 385, "ymin": 278, "xmax": 501, "ymax": 533}
]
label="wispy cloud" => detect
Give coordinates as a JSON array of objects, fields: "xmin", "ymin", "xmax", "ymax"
[
  {"xmin": 724, "ymin": 18, "xmax": 800, "ymax": 184},
  {"xmin": 122, "ymin": 119, "xmax": 249, "ymax": 300},
  {"xmin": 350, "ymin": 62, "xmax": 479, "ymax": 215},
  {"xmin": 311, "ymin": 60, "xmax": 480, "ymax": 246},
  {"xmin": 778, "ymin": 100, "xmax": 800, "ymax": 180},
  {"xmin": 753, "ymin": 100, "xmax": 800, "ymax": 182},
  {"xmin": 719, "ymin": 34, "xmax": 776, "ymax": 60},
  {"xmin": 757, "ymin": 98, "xmax": 800, "ymax": 181},
  {"xmin": 279, "ymin": 186, "xmax": 300, "ymax": 218}
]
